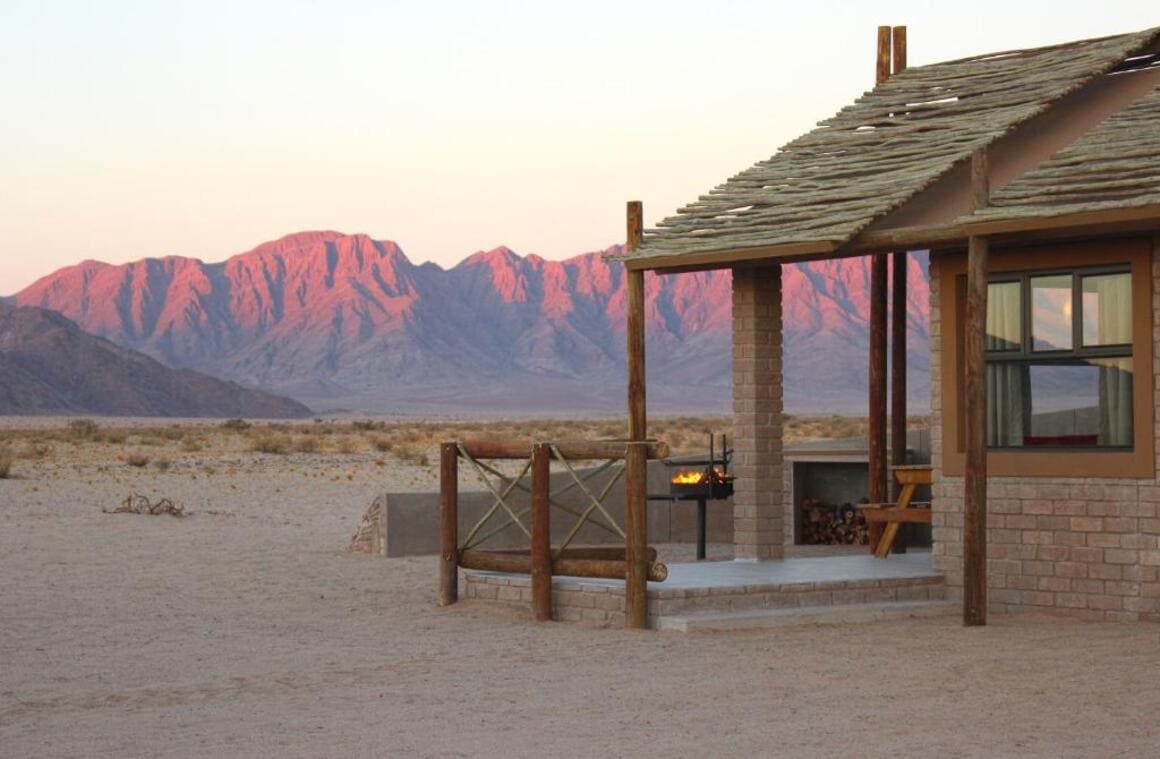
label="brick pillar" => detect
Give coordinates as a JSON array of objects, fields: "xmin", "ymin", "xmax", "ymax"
[{"xmin": 732, "ymin": 264, "xmax": 784, "ymax": 560}]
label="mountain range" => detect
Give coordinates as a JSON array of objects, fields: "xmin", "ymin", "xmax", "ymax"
[
  {"xmin": 0, "ymin": 302, "xmax": 310, "ymax": 418},
  {"xmin": 12, "ymin": 231, "xmax": 930, "ymax": 415}
]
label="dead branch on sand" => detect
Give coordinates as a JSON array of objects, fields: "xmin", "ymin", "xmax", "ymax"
[{"xmin": 104, "ymin": 494, "xmax": 188, "ymax": 518}]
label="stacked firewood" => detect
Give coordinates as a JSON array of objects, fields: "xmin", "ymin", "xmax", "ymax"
[{"xmin": 800, "ymin": 498, "xmax": 869, "ymax": 545}]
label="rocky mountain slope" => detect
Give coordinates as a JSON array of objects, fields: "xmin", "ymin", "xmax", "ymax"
[
  {"xmin": 14, "ymin": 231, "xmax": 930, "ymax": 414},
  {"xmin": 0, "ymin": 303, "xmax": 311, "ymax": 418}
]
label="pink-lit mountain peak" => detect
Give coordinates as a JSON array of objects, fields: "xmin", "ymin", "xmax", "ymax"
[{"xmin": 14, "ymin": 231, "xmax": 932, "ymax": 413}]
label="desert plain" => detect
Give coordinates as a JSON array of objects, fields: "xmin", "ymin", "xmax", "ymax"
[{"xmin": 1, "ymin": 416, "xmax": 1158, "ymax": 757}]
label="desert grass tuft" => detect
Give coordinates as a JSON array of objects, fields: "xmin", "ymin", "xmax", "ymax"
[
  {"xmin": 68, "ymin": 418, "xmax": 99, "ymax": 439},
  {"xmin": 250, "ymin": 435, "xmax": 291, "ymax": 455}
]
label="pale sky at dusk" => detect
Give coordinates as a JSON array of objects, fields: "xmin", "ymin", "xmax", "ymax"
[{"xmin": 2, "ymin": 1, "xmax": 1155, "ymax": 294}]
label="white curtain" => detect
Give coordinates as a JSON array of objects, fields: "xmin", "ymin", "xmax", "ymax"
[
  {"xmin": 986, "ymin": 282, "xmax": 1024, "ymax": 446},
  {"xmin": 1096, "ymin": 274, "xmax": 1133, "ymax": 446},
  {"xmin": 986, "ymin": 282, "xmax": 1021, "ymax": 352}
]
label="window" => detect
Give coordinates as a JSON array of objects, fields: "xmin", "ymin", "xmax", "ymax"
[
  {"xmin": 940, "ymin": 237, "xmax": 1153, "ymax": 478},
  {"xmin": 985, "ymin": 268, "xmax": 1133, "ymax": 449}
]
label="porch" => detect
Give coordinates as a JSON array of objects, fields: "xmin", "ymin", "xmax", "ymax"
[{"xmin": 465, "ymin": 550, "xmax": 947, "ymax": 631}]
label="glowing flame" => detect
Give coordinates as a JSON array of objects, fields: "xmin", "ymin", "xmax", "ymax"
[{"xmin": 671, "ymin": 470, "xmax": 705, "ymax": 485}]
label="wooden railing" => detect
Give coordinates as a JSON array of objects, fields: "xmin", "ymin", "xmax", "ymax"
[{"xmin": 438, "ymin": 438, "xmax": 667, "ymax": 627}]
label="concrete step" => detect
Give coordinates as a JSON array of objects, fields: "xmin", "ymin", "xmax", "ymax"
[{"xmin": 655, "ymin": 599, "xmax": 956, "ymax": 633}]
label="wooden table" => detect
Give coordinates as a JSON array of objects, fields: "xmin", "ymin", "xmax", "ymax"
[{"xmin": 859, "ymin": 464, "xmax": 932, "ymax": 558}]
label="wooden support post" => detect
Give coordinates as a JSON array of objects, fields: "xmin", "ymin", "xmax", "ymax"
[
  {"xmin": 890, "ymin": 254, "xmax": 908, "ymax": 473},
  {"xmin": 625, "ymin": 200, "xmax": 648, "ymax": 630},
  {"xmin": 892, "ymin": 26, "xmax": 907, "ymax": 75},
  {"xmin": 625, "ymin": 442, "xmax": 649, "ymax": 618},
  {"xmin": 530, "ymin": 442, "xmax": 552, "ymax": 621},
  {"xmin": 439, "ymin": 442, "xmax": 458, "ymax": 606},
  {"xmin": 876, "ymin": 26, "xmax": 892, "ymax": 85},
  {"xmin": 964, "ymin": 148, "xmax": 990, "ymax": 626},
  {"xmin": 890, "ymin": 251, "xmax": 908, "ymax": 552},
  {"xmin": 868, "ymin": 253, "xmax": 889, "ymax": 508}
]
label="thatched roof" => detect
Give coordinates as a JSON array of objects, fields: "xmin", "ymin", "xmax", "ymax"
[
  {"xmin": 970, "ymin": 82, "xmax": 1160, "ymax": 224},
  {"xmin": 620, "ymin": 26, "xmax": 1160, "ymax": 268}
]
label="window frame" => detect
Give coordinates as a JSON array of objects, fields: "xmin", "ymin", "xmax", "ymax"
[
  {"xmin": 938, "ymin": 237, "xmax": 1154, "ymax": 478},
  {"xmin": 984, "ymin": 265, "xmax": 1134, "ymax": 451}
]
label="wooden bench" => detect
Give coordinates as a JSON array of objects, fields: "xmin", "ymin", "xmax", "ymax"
[{"xmin": 857, "ymin": 465, "xmax": 932, "ymax": 558}]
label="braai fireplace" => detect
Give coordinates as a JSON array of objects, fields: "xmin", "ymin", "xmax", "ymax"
[{"xmin": 649, "ymin": 434, "xmax": 734, "ymax": 560}]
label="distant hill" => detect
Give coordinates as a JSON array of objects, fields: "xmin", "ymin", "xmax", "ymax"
[
  {"xmin": 0, "ymin": 303, "xmax": 311, "ymax": 418},
  {"xmin": 13, "ymin": 231, "xmax": 930, "ymax": 415}
]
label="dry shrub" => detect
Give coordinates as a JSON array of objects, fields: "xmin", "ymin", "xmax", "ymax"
[
  {"xmin": 294, "ymin": 436, "xmax": 319, "ymax": 453},
  {"xmin": 371, "ymin": 437, "xmax": 392, "ymax": 453},
  {"xmin": 68, "ymin": 419, "xmax": 99, "ymax": 438},
  {"xmin": 393, "ymin": 445, "xmax": 429, "ymax": 466},
  {"xmin": 250, "ymin": 435, "xmax": 291, "ymax": 455},
  {"xmin": 334, "ymin": 437, "xmax": 357, "ymax": 454},
  {"xmin": 154, "ymin": 458, "xmax": 171, "ymax": 472},
  {"xmin": 181, "ymin": 438, "xmax": 203, "ymax": 453},
  {"xmin": 126, "ymin": 454, "xmax": 150, "ymax": 468},
  {"xmin": 20, "ymin": 442, "xmax": 51, "ymax": 460},
  {"xmin": 105, "ymin": 494, "xmax": 187, "ymax": 518},
  {"xmin": 0, "ymin": 448, "xmax": 12, "ymax": 479},
  {"xmin": 221, "ymin": 418, "xmax": 251, "ymax": 431}
]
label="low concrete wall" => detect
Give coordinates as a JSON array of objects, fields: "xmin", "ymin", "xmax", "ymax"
[{"xmin": 358, "ymin": 460, "xmax": 733, "ymax": 557}]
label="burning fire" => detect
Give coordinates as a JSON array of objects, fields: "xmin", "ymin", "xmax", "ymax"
[{"xmin": 671, "ymin": 470, "xmax": 706, "ymax": 485}]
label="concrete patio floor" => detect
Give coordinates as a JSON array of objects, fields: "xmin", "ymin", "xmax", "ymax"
[{"xmin": 657, "ymin": 551, "xmax": 937, "ymax": 590}]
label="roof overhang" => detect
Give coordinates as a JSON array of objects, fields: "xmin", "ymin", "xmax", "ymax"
[{"xmin": 622, "ymin": 202, "xmax": 1160, "ymax": 273}]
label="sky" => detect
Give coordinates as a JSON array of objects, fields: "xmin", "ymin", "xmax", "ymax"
[{"xmin": 1, "ymin": 0, "xmax": 1156, "ymax": 294}]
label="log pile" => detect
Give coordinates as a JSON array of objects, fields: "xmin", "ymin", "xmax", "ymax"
[{"xmin": 800, "ymin": 498, "xmax": 869, "ymax": 545}]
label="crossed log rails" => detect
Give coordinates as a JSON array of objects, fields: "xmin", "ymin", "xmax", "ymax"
[{"xmin": 439, "ymin": 438, "xmax": 669, "ymax": 624}]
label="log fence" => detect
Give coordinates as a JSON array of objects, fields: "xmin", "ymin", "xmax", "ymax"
[{"xmin": 439, "ymin": 437, "xmax": 668, "ymax": 627}]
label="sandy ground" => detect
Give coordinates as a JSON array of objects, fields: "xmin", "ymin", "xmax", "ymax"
[{"xmin": 2, "ymin": 428, "xmax": 1160, "ymax": 757}]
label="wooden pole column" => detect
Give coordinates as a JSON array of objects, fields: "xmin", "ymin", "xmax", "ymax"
[
  {"xmin": 964, "ymin": 148, "xmax": 991, "ymax": 626},
  {"xmin": 439, "ymin": 442, "xmax": 458, "ymax": 606},
  {"xmin": 866, "ymin": 23, "xmax": 895, "ymax": 516},
  {"xmin": 530, "ymin": 442, "xmax": 552, "ymax": 621},
  {"xmin": 624, "ymin": 200, "xmax": 649, "ymax": 630},
  {"xmin": 890, "ymin": 25, "xmax": 909, "ymax": 504},
  {"xmin": 891, "ymin": 255, "xmax": 908, "ymax": 486},
  {"xmin": 891, "ymin": 26, "xmax": 907, "ymax": 75},
  {"xmin": 868, "ymin": 253, "xmax": 889, "ymax": 509},
  {"xmin": 876, "ymin": 26, "xmax": 891, "ymax": 85}
]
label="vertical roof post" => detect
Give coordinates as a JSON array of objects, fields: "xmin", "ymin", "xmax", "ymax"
[
  {"xmin": 626, "ymin": 200, "xmax": 643, "ymax": 252},
  {"xmin": 963, "ymin": 147, "xmax": 991, "ymax": 627},
  {"xmin": 892, "ymin": 26, "xmax": 908, "ymax": 74},
  {"xmin": 624, "ymin": 200, "xmax": 647, "ymax": 630},
  {"xmin": 876, "ymin": 26, "xmax": 892, "ymax": 85}
]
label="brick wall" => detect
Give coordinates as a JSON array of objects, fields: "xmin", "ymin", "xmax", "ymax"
[
  {"xmin": 929, "ymin": 248, "xmax": 1160, "ymax": 622},
  {"xmin": 732, "ymin": 265, "xmax": 785, "ymax": 560}
]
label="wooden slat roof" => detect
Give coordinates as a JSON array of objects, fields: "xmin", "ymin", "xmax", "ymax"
[
  {"xmin": 620, "ymin": 27, "xmax": 1160, "ymax": 267},
  {"xmin": 967, "ymin": 81, "xmax": 1160, "ymax": 224}
]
